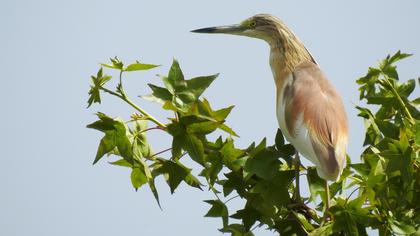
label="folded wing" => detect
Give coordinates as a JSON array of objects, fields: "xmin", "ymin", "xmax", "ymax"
[{"xmin": 283, "ymin": 61, "xmax": 348, "ymax": 181}]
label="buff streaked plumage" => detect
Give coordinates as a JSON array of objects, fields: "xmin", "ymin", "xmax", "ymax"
[
  {"xmin": 191, "ymin": 13, "xmax": 349, "ymax": 184},
  {"xmin": 259, "ymin": 14, "xmax": 348, "ymax": 181}
]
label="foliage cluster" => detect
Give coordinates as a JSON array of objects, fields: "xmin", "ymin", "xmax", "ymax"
[{"xmin": 86, "ymin": 52, "xmax": 420, "ymax": 235}]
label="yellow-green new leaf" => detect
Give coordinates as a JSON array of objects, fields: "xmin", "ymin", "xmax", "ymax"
[
  {"xmin": 124, "ymin": 61, "xmax": 159, "ymax": 72},
  {"xmin": 131, "ymin": 167, "xmax": 148, "ymax": 191}
]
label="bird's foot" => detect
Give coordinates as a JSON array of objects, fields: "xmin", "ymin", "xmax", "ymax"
[{"xmin": 321, "ymin": 209, "xmax": 334, "ymax": 226}]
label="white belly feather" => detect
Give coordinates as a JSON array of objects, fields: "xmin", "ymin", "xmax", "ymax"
[{"xmin": 276, "ymin": 75, "xmax": 322, "ymax": 169}]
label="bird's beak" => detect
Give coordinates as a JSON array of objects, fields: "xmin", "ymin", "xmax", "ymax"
[{"xmin": 191, "ymin": 24, "xmax": 244, "ymax": 35}]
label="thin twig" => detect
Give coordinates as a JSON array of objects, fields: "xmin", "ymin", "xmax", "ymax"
[
  {"xmin": 149, "ymin": 147, "xmax": 172, "ymax": 159},
  {"xmin": 381, "ymin": 76, "xmax": 415, "ymax": 124},
  {"xmin": 224, "ymin": 195, "xmax": 240, "ymax": 204},
  {"xmin": 99, "ymin": 86, "xmax": 166, "ymax": 128},
  {"xmin": 345, "ymin": 187, "xmax": 361, "ymax": 204},
  {"xmin": 99, "ymin": 87, "xmax": 123, "ymax": 99},
  {"xmin": 139, "ymin": 126, "xmax": 165, "ymax": 133}
]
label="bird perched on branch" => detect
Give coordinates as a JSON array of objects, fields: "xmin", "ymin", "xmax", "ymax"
[{"xmin": 192, "ymin": 14, "xmax": 348, "ymax": 214}]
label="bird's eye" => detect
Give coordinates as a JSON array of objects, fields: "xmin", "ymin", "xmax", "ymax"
[{"xmin": 250, "ymin": 21, "xmax": 257, "ymax": 27}]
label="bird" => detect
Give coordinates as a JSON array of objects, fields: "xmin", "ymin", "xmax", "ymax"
[{"xmin": 192, "ymin": 14, "xmax": 348, "ymax": 215}]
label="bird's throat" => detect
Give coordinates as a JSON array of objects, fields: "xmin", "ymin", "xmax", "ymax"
[{"xmin": 269, "ymin": 46, "xmax": 291, "ymax": 101}]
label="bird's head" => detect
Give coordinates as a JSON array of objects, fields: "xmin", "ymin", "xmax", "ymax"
[{"xmin": 191, "ymin": 14, "xmax": 283, "ymax": 44}]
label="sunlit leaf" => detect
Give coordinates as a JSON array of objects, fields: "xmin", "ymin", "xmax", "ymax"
[
  {"xmin": 109, "ymin": 159, "xmax": 132, "ymax": 168},
  {"xmin": 101, "ymin": 57, "xmax": 124, "ymax": 70},
  {"xmin": 187, "ymin": 121, "xmax": 219, "ymax": 134},
  {"xmin": 131, "ymin": 167, "xmax": 148, "ymax": 190},
  {"xmin": 186, "ymin": 74, "xmax": 218, "ymax": 99},
  {"xmin": 87, "ymin": 68, "xmax": 112, "ymax": 107},
  {"xmin": 145, "ymin": 84, "xmax": 173, "ymax": 103},
  {"xmin": 87, "ymin": 113, "xmax": 134, "ymax": 164},
  {"xmin": 93, "ymin": 132, "xmax": 117, "ymax": 164},
  {"xmin": 148, "ymin": 178, "xmax": 161, "ymax": 209},
  {"xmin": 124, "ymin": 61, "xmax": 159, "ymax": 71},
  {"xmin": 389, "ymin": 218, "xmax": 416, "ymax": 235}
]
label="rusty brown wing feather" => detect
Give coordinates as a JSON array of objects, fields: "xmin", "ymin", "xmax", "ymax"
[{"xmin": 284, "ymin": 61, "xmax": 348, "ymax": 180}]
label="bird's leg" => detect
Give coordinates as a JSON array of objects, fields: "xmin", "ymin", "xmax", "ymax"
[
  {"xmin": 321, "ymin": 180, "xmax": 331, "ymax": 224},
  {"xmin": 293, "ymin": 151, "xmax": 301, "ymax": 202}
]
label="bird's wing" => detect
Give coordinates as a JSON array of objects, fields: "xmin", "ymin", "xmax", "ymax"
[{"xmin": 283, "ymin": 61, "xmax": 348, "ymax": 180}]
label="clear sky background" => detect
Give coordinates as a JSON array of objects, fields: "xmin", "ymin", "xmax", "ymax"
[{"xmin": 1, "ymin": 0, "xmax": 419, "ymax": 235}]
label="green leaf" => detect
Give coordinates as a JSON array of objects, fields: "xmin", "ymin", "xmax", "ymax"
[
  {"xmin": 145, "ymin": 84, "xmax": 173, "ymax": 103},
  {"xmin": 387, "ymin": 50, "xmax": 412, "ymax": 65},
  {"xmin": 157, "ymin": 61, "xmax": 220, "ymax": 114},
  {"xmin": 308, "ymin": 222, "xmax": 333, "ymax": 236},
  {"xmin": 157, "ymin": 160, "xmax": 202, "ymax": 193},
  {"xmin": 244, "ymin": 147, "xmax": 280, "ymax": 180},
  {"xmin": 165, "ymin": 59, "xmax": 184, "ymax": 93},
  {"xmin": 187, "ymin": 121, "xmax": 220, "ymax": 134},
  {"xmin": 250, "ymin": 172, "xmax": 293, "ymax": 207},
  {"xmin": 184, "ymin": 134, "xmax": 205, "ymax": 165},
  {"xmin": 376, "ymin": 119, "xmax": 399, "ymax": 139},
  {"xmin": 109, "ymin": 159, "xmax": 132, "ymax": 167},
  {"xmin": 411, "ymin": 97, "xmax": 420, "ymax": 106},
  {"xmin": 276, "ymin": 216, "xmax": 308, "ymax": 236},
  {"xmin": 277, "ymin": 144, "xmax": 295, "ymax": 161},
  {"xmin": 220, "ymin": 139, "xmax": 245, "ymax": 170},
  {"xmin": 275, "ymin": 128, "xmax": 285, "ymax": 150},
  {"xmin": 87, "ymin": 113, "xmax": 133, "ymax": 164},
  {"xmin": 350, "ymin": 163, "xmax": 370, "ymax": 177},
  {"xmin": 213, "ymin": 105, "xmax": 234, "ymax": 121},
  {"xmin": 123, "ymin": 61, "xmax": 159, "ymax": 71},
  {"xmin": 220, "ymin": 224, "xmax": 254, "ymax": 236},
  {"xmin": 389, "ymin": 219, "xmax": 416, "ymax": 235},
  {"xmin": 148, "ymin": 178, "xmax": 161, "ymax": 209},
  {"xmin": 204, "ymin": 200, "xmax": 229, "ymax": 227},
  {"xmin": 101, "ymin": 57, "xmax": 124, "ymax": 70},
  {"xmin": 219, "ymin": 124, "xmax": 239, "ymax": 137},
  {"xmin": 199, "ymin": 152, "xmax": 223, "ymax": 186},
  {"xmin": 293, "ymin": 211, "xmax": 315, "ymax": 231},
  {"xmin": 87, "ymin": 68, "xmax": 112, "ymax": 107},
  {"xmin": 397, "ymin": 79, "xmax": 415, "ymax": 97},
  {"xmin": 177, "ymin": 90, "xmax": 196, "ymax": 103},
  {"xmin": 185, "ymin": 74, "xmax": 218, "ymax": 99},
  {"xmin": 357, "ymin": 67, "xmax": 381, "ymax": 85},
  {"xmin": 131, "ymin": 167, "xmax": 148, "ymax": 190},
  {"xmin": 223, "ymin": 171, "xmax": 247, "ymax": 197},
  {"xmin": 195, "ymin": 99, "xmax": 233, "ymax": 121},
  {"xmin": 366, "ymin": 157, "xmax": 385, "ymax": 188},
  {"xmin": 356, "ymin": 106, "xmax": 382, "ymax": 145},
  {"xmin": 415, "ymin": 121, "xmax": 420, "ymax": 145},
  {"xmin": 132, "ymin": 120, "xmax": 152, "ymax": 159},
  {"xmin": 86, "ymin": 112, "xmax": 115, "ymax": 131},
  {"xmin": 93, "ymin": 132, "xmax": 117, "ymax": 164},
  {"xmin": 231, "ymin": 207, "xmax": 260, "ymax": 231},
  {"xmin": 192, "ymin": 99, "xmax": 237, "ymax": 136},
  {"xmin": 171, "ymin": 135, "xmax": 186, "ymax": 159},
  {"xmin": 306, "ymin": 167, "xmax": 325, "ymax": 202}
]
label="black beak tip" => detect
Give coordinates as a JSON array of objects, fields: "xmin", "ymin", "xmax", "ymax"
[{"xmin": 191, "ymin": 27, "xmax": 216, "ymax": 33}]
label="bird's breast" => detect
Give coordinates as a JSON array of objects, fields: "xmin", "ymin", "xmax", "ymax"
[{"xmin": 275, "ymin": 74, "xmax": 321, "ymax": 168}]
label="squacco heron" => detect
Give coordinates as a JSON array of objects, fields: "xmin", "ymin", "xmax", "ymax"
[{"xmin": 192, "ymin": 14, "xmax": 348, "ymax": 214}]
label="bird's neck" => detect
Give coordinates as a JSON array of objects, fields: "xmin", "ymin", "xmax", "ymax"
[
  {"xmin": 269, "ymin": 47, "xmax": 289, "ymax": 95},
  {"xmin": 268, "ymin": 30, "xmax": 313, "ymax": 96}
]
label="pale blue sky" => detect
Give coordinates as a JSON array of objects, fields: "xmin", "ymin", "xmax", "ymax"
[{"xmin": 1, "ymin": 0, "xmax": 419, "ymax": 235}]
